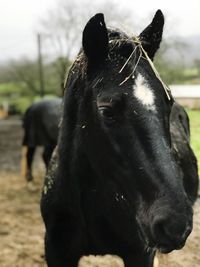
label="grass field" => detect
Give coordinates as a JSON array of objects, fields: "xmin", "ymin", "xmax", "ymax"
[{"xmin": 187, "ymin": 109, "xmax": 200, "ymax": 173}]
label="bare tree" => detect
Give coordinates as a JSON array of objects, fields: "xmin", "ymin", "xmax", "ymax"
[
  {"xmin": 194, "ymin": 59, "xmax": 200, "ymax": 76},
  {"xmin": 10, "ymin": 59, "xmax": 41, "ymax": 95},
  {"xmin": 9, "ymin": 58, "xmax": 64, "ymax": 97},
  {"xmin": 39, "ymin": 0, "xmax": 134, "ymax": 81}
]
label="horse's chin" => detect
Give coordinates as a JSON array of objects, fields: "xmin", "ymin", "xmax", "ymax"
[
  {"xmin": 157, "ymin": 246, "xmax": 173, "ymax": 253},
  {"xmin": 145, "ymin": 238, "xmax": 187, "ymax": 254},
  {"xmin": 156, "ymin": 240, "xmax": 186, "ymax": 254},
  {"xmin": 144, "ymin": 242, "xmax": 185, "ymax": 255}
]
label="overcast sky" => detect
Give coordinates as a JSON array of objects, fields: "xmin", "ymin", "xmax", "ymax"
[{"xmin": 0, "ymin": 0, "xmax": 200, "ymax": 62}]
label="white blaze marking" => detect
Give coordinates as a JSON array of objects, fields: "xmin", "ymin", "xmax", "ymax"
[{"xmin": 134, "ymin": 74, "xmax": 156, "ymax": 111}]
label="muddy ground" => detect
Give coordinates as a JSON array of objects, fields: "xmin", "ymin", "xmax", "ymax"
[{"xmin": 0, "ymin": 117, "xmax": 199, "ymax": 267}]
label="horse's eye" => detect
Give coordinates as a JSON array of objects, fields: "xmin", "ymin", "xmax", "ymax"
[{"xmin": 98, "ymin": 106, "xmax": 114, "ymax": 120}]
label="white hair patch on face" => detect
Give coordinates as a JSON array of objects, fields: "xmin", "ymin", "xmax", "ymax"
[{"xmin": 133, "ymin": 74, "xmax": 156, "ymax": 111}]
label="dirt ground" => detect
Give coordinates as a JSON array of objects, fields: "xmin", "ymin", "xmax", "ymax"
[{"xmin": 0, "ymin": 117, "xmax": 199, "ymax": 267}]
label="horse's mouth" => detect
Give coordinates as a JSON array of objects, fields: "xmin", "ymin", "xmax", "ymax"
[{"xmin": 156, "ymin": 238, "xmax": 186, "ymax": 253}]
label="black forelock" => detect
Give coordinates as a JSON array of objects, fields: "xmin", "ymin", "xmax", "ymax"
[
  {"xmin": 107, "ymin": 28, "xmax": 135, "ymax": 60},
  {"xmin": 107, "ymin": 27, "xmax": 129, "ymax": 40}
]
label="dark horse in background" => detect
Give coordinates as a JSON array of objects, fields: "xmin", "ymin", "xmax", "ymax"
[
  {"xmin": 41, "ymin": 11, "xmax": 199, "ymax": 267},
  {"xmin": 22, "ymin": 98, "xmax": 62, "ymax": 182}
]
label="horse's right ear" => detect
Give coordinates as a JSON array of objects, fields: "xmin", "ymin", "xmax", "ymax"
[{"xmin": 82, "ymin": 13, "xmax": 108, "ymax": 65}]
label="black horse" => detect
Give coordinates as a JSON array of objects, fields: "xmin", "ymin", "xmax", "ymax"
[
  {"xmin": 41, "ymin": 11, "xmax": 199, "ymax": 267},
  {"xmin": 22, "ymin": 98, "xmax": 62, "ymax": 181}
]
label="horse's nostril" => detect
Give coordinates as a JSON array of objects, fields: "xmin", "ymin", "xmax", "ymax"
[{"xmin": 152, "ymin": 218, "xmax": 168, "ymax": 242}]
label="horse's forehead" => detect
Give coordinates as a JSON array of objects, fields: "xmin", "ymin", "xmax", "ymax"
[{"xmin": 133, "ymin": 73, "xmax": 156, "ymax": 111}]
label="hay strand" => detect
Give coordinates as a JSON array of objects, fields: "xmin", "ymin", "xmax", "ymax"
[{"xmin": 118, "ymin": 36, "xmax": 171, "ymax": 100}]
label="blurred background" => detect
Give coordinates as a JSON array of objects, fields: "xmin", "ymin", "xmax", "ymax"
[
  {"xmin": 0, "ymin": 0, "xmax": 199, "ymax": 266},
  {"xmin": 1, "ymin": 0, "xmax": 200, "ymax": 113}
]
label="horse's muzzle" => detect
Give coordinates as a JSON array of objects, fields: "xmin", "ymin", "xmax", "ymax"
[{"xmin": 151, "ymin": 212, "xmax": 192, "ymax": 253}]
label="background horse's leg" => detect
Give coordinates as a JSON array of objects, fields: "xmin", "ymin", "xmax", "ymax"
[
  {"xmin": 43, "ymin": 146, "xmax": 55, "ymax": 169},
  {"xmin": 21, "ymin": 146, "xmax": 28, "ymax": 178},
  {"xmin": 25, "ymin": 146, "xmax": 36, "ymax": 182}
]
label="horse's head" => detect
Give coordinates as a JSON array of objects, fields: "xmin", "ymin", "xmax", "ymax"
[{"xmin": 68, "ymin": 11, "xmax": 193, "ymax": 254}]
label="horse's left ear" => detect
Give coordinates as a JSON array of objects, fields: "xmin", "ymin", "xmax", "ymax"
[
  {"xmin": 82, "ymin": 13, "xmax": 109, "ymax": 66},
  {"xmin": 139, "ymin": 10, "xmax": 164, "ymax": 60}
]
